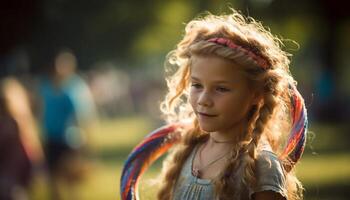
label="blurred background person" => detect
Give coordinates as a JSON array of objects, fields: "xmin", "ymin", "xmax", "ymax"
[
  {"xmin": 2, "ymin": 77, "xmax": 45, "ymax": 173},
  {"xmin": 54, "ymin": 48, "xmax": 98, "ymax": 146},
  {"xmin": 0, "ymin": 77, "xmax": 44, "ymax": 200},
  {"xmin": 38, "ymin": 48, "xmax": 96, "ymax": 200}
]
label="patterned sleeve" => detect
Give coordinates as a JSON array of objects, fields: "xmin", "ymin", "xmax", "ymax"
[{"xmin": 250, "ymin": 150, "xmax": 288, "ymax": 199}]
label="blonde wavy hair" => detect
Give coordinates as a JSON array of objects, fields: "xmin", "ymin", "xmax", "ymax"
[{"xmin": 157, "ymin": 9, "xmax": 303, "ymax": 200}]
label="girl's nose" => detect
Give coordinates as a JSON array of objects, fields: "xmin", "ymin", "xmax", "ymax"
[{"xmin": 197, "ymin": 91, "xmax": 213, "ymax": 107}]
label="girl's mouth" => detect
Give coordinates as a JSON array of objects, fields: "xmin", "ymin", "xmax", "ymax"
[{"xmin": 198, "ymin": 112, "xmax": 217, "ymax": 117}]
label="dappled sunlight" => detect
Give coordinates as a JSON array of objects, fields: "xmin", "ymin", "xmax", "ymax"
[{"xmin": 1, "ymin": 1, "xmax": 349, "ymax": 200}]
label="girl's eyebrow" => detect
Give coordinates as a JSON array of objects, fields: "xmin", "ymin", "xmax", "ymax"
[
  {"xmin": 191, "ymin": 76, "xmax": 200, "ymax": 81},
  {"xmin": 191, "ymin": 76, "xmax": 231, "ymax": 84}
]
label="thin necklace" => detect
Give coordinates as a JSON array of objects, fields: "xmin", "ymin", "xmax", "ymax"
[
  {"xmin": 192, "ymin": 142, "xmax": 231, "ymax": 178},
  {"xmin": 210, "ymin": 136, "xmax": 235, "ymax": 144}
]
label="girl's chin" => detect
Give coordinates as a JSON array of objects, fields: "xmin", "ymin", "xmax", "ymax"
[{"xmin": 198, "ymin": 124, "xmax": 219, "ymax": 133}]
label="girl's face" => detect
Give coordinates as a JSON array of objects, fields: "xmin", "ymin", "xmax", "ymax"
[{"xmin": 189, "ymin": 55, "xmax": 257, "ymax": 136}]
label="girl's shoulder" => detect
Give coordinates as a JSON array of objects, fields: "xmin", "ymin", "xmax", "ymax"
[
  {"xmin": 251, "ymin": 148, "xmax": 287, "ymax": 199},
  {"xmin": 256, "ymin": 149, "xmax": 285, "ymax": 179},
  {"xmin": 255, "ymin": 139, "xmax": 284, "ymax": 175}
]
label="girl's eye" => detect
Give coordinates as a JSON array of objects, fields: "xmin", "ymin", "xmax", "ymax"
[
  {"xmin": 191, "ymin": 83, "xmax": 202, "ymax": 89},
  {"xmin": 216, "ymin": 86, "xmax": 230, "ymax": 92}
]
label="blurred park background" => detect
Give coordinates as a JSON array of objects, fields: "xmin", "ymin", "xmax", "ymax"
[{"xmin": 0, "ymin": 0, "xmax": 349, "ymax": 199}]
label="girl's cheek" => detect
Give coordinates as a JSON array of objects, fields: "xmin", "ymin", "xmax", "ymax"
[
  {"xmin": 189, "ymin": 95, "xmax": 195, "ymax": 104},
  {"xmin": 189, "ymin": 93, "xmax": 198, "ymax": 107},
  {"xmin": 189, "ymin": 92, "xmax": 194, "ymax": 101},
  {"xmin": 189, "ymin": 89, "xmax": 197, "ymax": 98}
]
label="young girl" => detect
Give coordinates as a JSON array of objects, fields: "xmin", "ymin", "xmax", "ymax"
[{"xmin": 121, "ymin": 9, "xmax": 308, "ymax": 200}]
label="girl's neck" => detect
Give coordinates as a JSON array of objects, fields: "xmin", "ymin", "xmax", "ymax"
[
  {"xmin": 209, "ymin": 132, "xmax": 237, "ymax": 144},
  {"xmin": 205, "ymin": 136, "xmax": 233, "ymax": 152},
  {"xmin": 209, "ymin": 119, "xmax": 248, "ymax": 145}
]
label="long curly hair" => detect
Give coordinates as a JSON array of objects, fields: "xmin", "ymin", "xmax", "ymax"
[{"xmin": 158, "ymin": 9, "xmax": 304, "ymax": 200}]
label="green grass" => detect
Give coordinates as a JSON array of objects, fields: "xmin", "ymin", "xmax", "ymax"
[
  {"xmin": 89, "ymin": 115, "xmax": 155, "ymax": 150},
  {"xmin": 298, "ymin": 153, "xmax": 350, "ymax": 185},
  {"xmin": 29, "ymin": 116, "xmax": 350, "ymax": 200}
]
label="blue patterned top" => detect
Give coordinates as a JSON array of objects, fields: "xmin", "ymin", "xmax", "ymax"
[{"xmin": 173, "ymin": 145, "xmax": 287, "ymax": 200}]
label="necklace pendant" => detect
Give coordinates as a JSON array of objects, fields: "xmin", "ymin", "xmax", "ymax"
[{"xmin": 192, "ymin": 168, "xmax": 201, "ymax": 178}]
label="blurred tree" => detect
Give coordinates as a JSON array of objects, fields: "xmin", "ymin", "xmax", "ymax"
[
  {"xmin": 28, "ymin": 0, "xmax": 161, "ymax": 72},
  {"xmin": 1, "ymin": 0, "xmax": 349, "ymax": 122},
  {"xmin": 0, "ymin": 0, "xmax": 37, "ymax": 77}
]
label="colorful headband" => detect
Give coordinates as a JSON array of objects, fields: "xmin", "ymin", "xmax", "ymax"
[
  {"xmin": 280, "ymin": 84, "xmax": 308, "ymax": 167},
  {"xmin": 120, "ymin": 87, "xmax": 308, "ymax": 200},
  {"xmin": 207, "ymin": 37, "xmax": 270, "ymax": 70}
]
